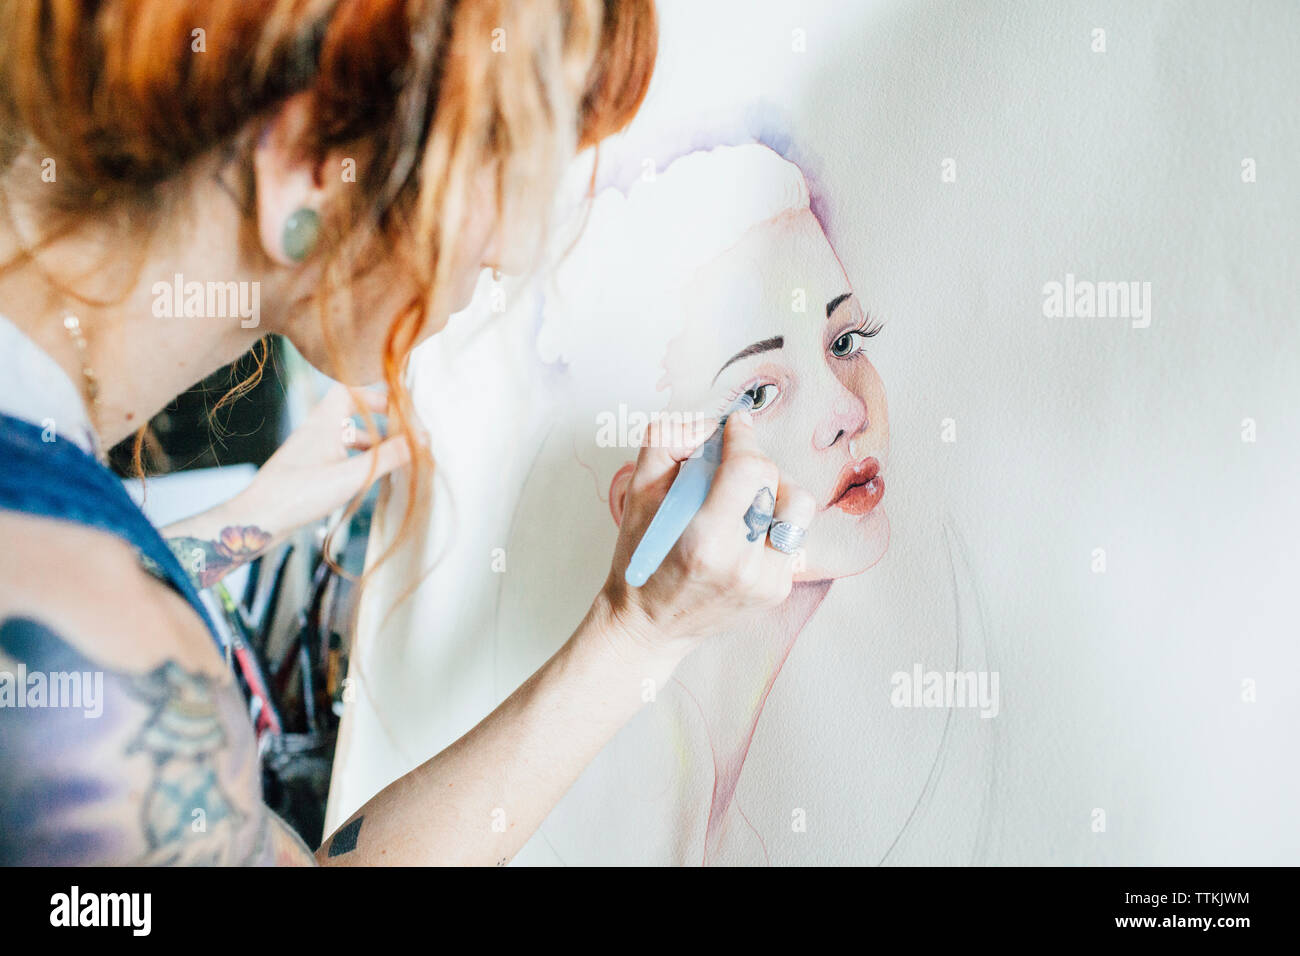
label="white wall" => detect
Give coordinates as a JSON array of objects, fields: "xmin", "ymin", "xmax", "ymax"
[{"xmin": 327, "ymin": 0, "xmax": 1300, "ymax": 863}]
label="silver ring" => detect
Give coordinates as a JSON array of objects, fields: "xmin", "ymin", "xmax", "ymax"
[{"xmin": 767, "ymin": 521, "xmax": 807, "ymax": 554}]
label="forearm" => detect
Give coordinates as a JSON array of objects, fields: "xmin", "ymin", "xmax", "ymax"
[
  {"xmin": 316, "ymin": 594, "xmax": 682, "ymax": 866},
  {"xmin": 162, "ymin": 494, "xmax": 279, "ymax": 589},
  {"xmin": 159, "ymin": 383, "xmax": 411, "ymax": 591}
]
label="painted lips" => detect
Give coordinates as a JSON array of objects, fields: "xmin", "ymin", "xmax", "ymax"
[{"xmin": 829, "ymin": 457, "xmax": 884, "ymax": 515}]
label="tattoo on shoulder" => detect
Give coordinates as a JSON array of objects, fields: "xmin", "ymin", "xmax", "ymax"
[
  {"xmin": 0, "ymin": 615, "xmax": 279, "ymax": 866},
  {"xmin": 124, "ymin": 659, "xmax": 249, "ymax": 865},
  {"xmin": 167, "ymin": 525, "xmax": 272, "ymax": 589},
  {"xmin": 327, "ymin": 816, "xmax": 364, "ymax": 858}
]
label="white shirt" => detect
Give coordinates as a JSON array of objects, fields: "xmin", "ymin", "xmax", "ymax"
[{"xmin": 0, "ymin": 311, "xmax": 100, "ymax": 457}]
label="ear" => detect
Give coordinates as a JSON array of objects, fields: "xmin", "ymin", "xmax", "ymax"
[
  {"xmin": 253, "ymin": 92, "xmax": 329, "ymax": 267},
  {"xmin": 608, "ymin": 463, "xmax": 636, "ymax": 527}
]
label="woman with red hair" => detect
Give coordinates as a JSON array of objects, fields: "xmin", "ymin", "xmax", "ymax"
[{"xmin": 0, "ymin": 1, "xmax": 816, "ymax": 865}]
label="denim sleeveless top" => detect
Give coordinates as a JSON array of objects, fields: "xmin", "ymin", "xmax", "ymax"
[{"xmin": 0, "ymin": 412, "xmax": 225, "ymax": 652}]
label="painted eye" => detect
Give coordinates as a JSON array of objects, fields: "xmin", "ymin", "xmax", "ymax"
[
  {"xmin": 745, "ymin": 383, "xmax": 780, "ymax": 411},
  {"xmin": 831, "ymin": 331, "xmax": 865, "ymax": 358}
]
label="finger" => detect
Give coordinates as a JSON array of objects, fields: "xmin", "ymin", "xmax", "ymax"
[
  {"xmin": 767, "ymin": 481, "xmax": 815, "ymax": 556},
  {"xmin": 696, "ymin": 410, "xmax": 778, "ymax": 543},
  {"xmin": 626, "ymin": 414, "xmax": 720, "ymax": 497},
  {"xmin": 353, "ymin": 388, "xmax": 390, "ymax": 415},
  {"xmin": 741, "ymin": 486, "xmax": 775, "ymax": 545},
  {"xmin": 344, "ymin": 413, "xmax": 389, "ymax": 449},
  {"xmin": 337, "ymin": 435, "xmax": 412, "ymax": 493},
  {"xmin": 741, "ymin": 480, "xmax": 812, "ymax": 607},
  {"xmin": 373, "ymin": 434, "xmax": 412, "ymax": 474},
  {"xmin": 345, "ymin": 388, "xmax": 390, "ymax": 437},
  {"xmin": 315, "ymin": 382, "xmax": 359, "ymax": 418},
  {"xmin": 753, "ymin": 542, "xmax": 796, "ymax": 608},
  {"xmin": 617, "ymin": 416, "xmax": 721, "ymax": 543},
  {"xmin": 317, "ymin": 384, "xmax": 388, "ymax": 428},
  {"xmin": 346, "ymin": 430, "xmax": 378, "ymax": 452},
  {"xmin": 314, "ymin": 385, "xmax": 373, "ymax": 445},
  {"xmin": 717, "ymin": 407, "xmax": 761, "ymax": 458}
]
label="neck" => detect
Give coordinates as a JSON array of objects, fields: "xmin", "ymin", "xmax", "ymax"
[
  {"xmin": 682, "ymin": 579, "xmax": 832, "ymax": 859},
  {"xmin": 707, "ymin": 576, "xmax": 830, "ymax": 758},
  {"xmin": 0, "ymin": 165, "xmax": 280, "ymax": 447}
]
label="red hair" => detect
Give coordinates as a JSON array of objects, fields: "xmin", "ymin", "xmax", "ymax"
[{"xmin": 0, "ymin": 0, "xmax": 657, "ymax": 565}]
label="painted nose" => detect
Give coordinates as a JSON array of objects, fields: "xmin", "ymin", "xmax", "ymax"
[{"xmin": 815, "ymin": 386, "xmax": 868, "ymax": 450}]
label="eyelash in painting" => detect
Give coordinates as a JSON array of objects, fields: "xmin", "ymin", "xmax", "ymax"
[
  {"xmin": 855, "ymin": 316, "xmax": 884, "ymax": 339},
  {"xmin": 718, "ymin": 379, "xmax": 777, "ymax": 416}
]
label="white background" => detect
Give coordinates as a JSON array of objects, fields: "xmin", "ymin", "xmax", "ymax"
[{"xmin": 327, "ymin": 0, "xmax": 1300, "ymax": 864}]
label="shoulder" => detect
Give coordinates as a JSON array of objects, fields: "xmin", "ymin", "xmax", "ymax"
[
  {"xmin": 0, "ymin": 510, "xmax": 313, "ymax": 865},
  {"xmin": 0, "ymin": 509, "xmax": 219, "ymax": 670}
]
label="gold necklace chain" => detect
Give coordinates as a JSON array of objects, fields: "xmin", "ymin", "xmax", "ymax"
[{"xmin": 61, "ymin": 314, "xmax": 105, "ymax": 457}]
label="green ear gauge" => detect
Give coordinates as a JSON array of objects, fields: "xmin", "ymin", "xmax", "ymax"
[{"xmin": 282, "ymin": 208, "xmax": 320, "ymax": 263}]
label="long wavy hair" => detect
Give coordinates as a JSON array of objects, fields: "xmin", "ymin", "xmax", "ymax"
[{"xmin": 0, "ymin": 0, "xmax": 656, "ymax": 564}]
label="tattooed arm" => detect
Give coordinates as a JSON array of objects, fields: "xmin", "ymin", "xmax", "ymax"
[
  {"xmin": 162, "ymin": 384, "xmax": 410, "ymax": 589},
  {"xmin": 7, "ymin": 513, "xmax": 658, "ymax": 869},
  {"xmin": 315, "ymin": 592, "xmax": 683, "ymax": 867},
  {"xmin": 164, "ymin": 512, "xmax": 275, "ymax": 590},
  {"xmin": 0, "ymin": 612, "xmax": 315, "ymax": 866},
  {"xmin": 7, "ymin": 409, "xmax": 802, "ymax": 867},
  {"xmin": 0, "ymin": 513, "xmax": 315, "ymax": 866}
]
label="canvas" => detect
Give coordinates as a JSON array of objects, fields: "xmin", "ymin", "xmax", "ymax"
[{"xmin": 325, "ymin": 0, "xmax": 1300, "ymax": 865}]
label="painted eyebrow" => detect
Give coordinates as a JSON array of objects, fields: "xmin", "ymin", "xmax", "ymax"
[
  {"xmin": 711, "ymin": 335, "xmax": 785, "ymax": 385},
  {"xmin": 827, "ymin": 292, "xmax": 853, "ymax": 318}
]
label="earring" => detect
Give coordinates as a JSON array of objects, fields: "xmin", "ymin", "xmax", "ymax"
[{"xmin": 282, "ymin": 208, "xmax": 320, "ymax": 263}]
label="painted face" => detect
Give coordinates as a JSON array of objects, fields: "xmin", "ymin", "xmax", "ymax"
[{"xmin": 661, "ymin": 208, "xmax": 890, "ymax": 580}]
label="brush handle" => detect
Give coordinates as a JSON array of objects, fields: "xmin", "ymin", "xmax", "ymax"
[{"xmin": 624, "ymin": 393, "xmax": 753, "ymax": 588}]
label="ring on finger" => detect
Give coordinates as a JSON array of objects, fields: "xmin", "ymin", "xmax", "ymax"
[{"xmin": 767, "ymin": 520, "xmax": 807, "ymax": 554}]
